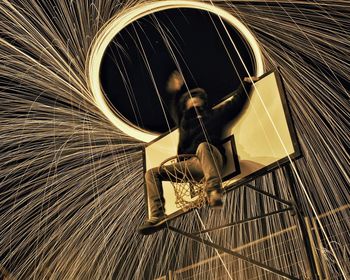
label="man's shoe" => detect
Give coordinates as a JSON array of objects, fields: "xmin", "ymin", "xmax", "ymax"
[
  {"xmin": 207, "ymin": 190, "xmax": 223, "ymax": 209},
  {"xmin": 138, "ymin": 215, "xmax": 167, "ymax": 235}
]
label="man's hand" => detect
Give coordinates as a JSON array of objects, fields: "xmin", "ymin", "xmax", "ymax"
[
  {"xmin": 167, "ymin": 70, "xmax": 184, "ymax": 93},
  {"xmin": 243, "ymin": 76, "xmax": 259, "ymax": 83}
]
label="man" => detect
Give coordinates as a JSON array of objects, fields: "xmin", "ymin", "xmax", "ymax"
[{"xmin": 138, "ymin": 71, "xmax": 259, "ymax": 235}]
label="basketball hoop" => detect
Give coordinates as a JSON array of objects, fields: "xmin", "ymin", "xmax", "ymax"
[{"xmin": 159, "ymin": 154, "xmax": 207, "ymax": 210}]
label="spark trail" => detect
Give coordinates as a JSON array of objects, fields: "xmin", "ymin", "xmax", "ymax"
[{"xmin": 0, "ymin": 1, "xmax": 349, "ymax": 279}]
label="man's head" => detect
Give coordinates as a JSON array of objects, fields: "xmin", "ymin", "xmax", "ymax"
[
  {"xmin": 179, "ymin": 88, "xmax": 208, "ymax": 112},
  {"xmin": 185, "ymin": 96, "xmax": 204, "ymax": 109}
]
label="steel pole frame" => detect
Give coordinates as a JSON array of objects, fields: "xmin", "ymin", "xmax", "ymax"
[
  {"xmin": 284, "ymin": 165, "xmax": 320, "ymax": 280},
  {"xmin": 166, "ymin": 164, "xmax": 321, "ymax": 279},
  {"xmin": 168, "ymin": 181, "xmax": 301, "ymax": 279}
]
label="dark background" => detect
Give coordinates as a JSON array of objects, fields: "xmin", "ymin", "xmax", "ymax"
[{"xmin": 100, "ymin": 8, "xmax": 255, "ymax": 133}]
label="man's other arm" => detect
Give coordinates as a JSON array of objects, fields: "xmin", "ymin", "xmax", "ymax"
[{"xmin": 215, "ymin": 76, "xmax": 259, "ymax": 122}]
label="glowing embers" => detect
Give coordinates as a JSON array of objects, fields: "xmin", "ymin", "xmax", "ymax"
[{"xmin": 87, "ymin": 1, "xmax": 263, "ymax": 142}]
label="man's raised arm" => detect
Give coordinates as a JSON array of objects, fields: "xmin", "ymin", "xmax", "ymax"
[
  {"xmin": 215, "ymin": 76, "xmax": 259, "ymax": 122},
  {"xmin": 166, "ymin": 70, "xmax": 185, "ymax": 125}
]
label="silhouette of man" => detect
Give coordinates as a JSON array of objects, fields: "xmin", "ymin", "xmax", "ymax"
[{"xmin": 139, "ymin": 71, "xmax": 259, "ymax": 235}]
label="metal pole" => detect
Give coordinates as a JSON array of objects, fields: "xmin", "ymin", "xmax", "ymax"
[
  {"xmin": 192, "ymin": 207, "xmax": 294, "ymax": 235},
  {"xmin": 166, "ymin": 270, "xmax": 174, "ymax": 280},
  {"xmin": 304, "ymin": 216, "xmax": 323, "ymax": 279},
  {"xmin": 312, "ymin": 217, "xmax": 331, "ymax": 279},
  {"xmin": 245, "ymin": 183, "xmax": 294, "ymax": 207},
  {"xmin": 168, "ymin": 226, "xmax": 300, "ymax": 280},
  {"xmin": 285, "ymin": 164, "xmax": 320, "ymax": 280}
]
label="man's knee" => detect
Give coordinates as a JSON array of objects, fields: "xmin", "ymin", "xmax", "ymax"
[
  {"xmin": 197, "ymin": 142, "xmax": 223, "ymax": 168},
  {"xmin": 197, "ymin": 142, "xmax": 211, "ymax": 154},
  {"xmin": 197, "ymin": 142, "xmax": 218, "ymax": 159}
]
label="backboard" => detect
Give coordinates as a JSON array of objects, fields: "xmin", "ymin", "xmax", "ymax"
[{"xmin": 143, "ymin": 70, "xmax": 301, "ymax": 220}]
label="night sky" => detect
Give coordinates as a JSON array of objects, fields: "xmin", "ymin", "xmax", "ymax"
[{"xmin": 100, "ymin": 8, "xmax": 254, "ymax": 133}]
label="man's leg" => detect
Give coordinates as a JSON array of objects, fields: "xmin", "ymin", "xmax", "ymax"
[
  {"xmin": 145, "ymin": 167, "xmax": 166, "ymax": 219},
  {"xmin": 139, "ymin": 160, "xmax": 193, "ymax": 235},
  {"xmin": 196, "ymin": 142, "xmax": 224, "ymax": 207},
  {"xmin": 138, "ymin": 167, "xmax": 167, "ymax": 235}
]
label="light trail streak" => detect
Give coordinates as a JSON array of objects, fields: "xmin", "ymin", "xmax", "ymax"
[
  {"xmin": 0, "ymin": 1, "xmax": 349, "ymax": 279},
  {"xmin": 87, "ymin": 0, "xmax": 264, "ymax": 142}
]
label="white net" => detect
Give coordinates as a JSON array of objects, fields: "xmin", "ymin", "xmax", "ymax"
[{"xmin": 159, "ymin": 155, "xmax": 207, "ymax": 210}]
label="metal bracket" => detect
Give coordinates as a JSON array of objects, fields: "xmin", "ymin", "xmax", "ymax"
[
  {"xmin": 165, "ymin": 178, "xmax": 321, "ymax": 279},
  {"xmin": 168, "ymin": 225, "xmax": 300, "ymax": 280}
]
